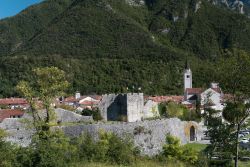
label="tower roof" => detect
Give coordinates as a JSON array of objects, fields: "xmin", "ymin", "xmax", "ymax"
[{"xmin": 185, "ymin": 58, "xmax": 190, "ymax": 69}]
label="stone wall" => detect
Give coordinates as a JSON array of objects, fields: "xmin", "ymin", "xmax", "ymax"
[
  {"xmin": 0, "ymin": 108, "xmax": 92, "ymax": 146},
  {"xmin": 143, "ymin": 100, "xmax": 159, "ymax": 118},
  {"xmin": 98, "ymin": 94, "xmax": 127, "ymax": 121},
  {"xmin": 127, "ymin": 93, "xmax": 144, "ymax": 122},
  {"xmin": 98, "ymin": 93, "xmax": 144, "ymax": 122},
  {"xmin": 62, "ymin": 118, "xmax": 205, "ymax": 156},
  {"xmin": 0, "ymin": 108, "xmax": 207, "ymax": 156},
  {"xmin": 55, "ymin": 108, "xmax": 93, "ymax": 123}
]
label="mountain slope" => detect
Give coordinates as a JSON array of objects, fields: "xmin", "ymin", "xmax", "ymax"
[
  {"xmin": 13, "ymin": 0, "xmax": 250, "ymax": 59},
  {"xmin": 0, "ymin": 0, "xmax": 249, "ymax": 97},
  {"xmin": 0, "ymin": 0, "xmax": 72, "ymax": 56}
]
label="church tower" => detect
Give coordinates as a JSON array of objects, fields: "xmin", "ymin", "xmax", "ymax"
[{"xmin": 184, "ymin": 60, "xmax": 192, "ymax": 91}]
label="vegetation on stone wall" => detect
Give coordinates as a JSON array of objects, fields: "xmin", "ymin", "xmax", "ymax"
[
  {"xmin": 158, "ymin": 102, "xmax": 201, "ymax": 121},
  {"xmin": 82, "ymin": 108, "xmax": 103, "ymax": 121},
  {"xmin": 0, "ymin": 129, "xmax": 210, "ymax": 167}
]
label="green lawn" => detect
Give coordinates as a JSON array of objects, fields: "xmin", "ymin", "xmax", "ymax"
[
  {"xmin": 72, "ymin": 159, "xmax": 187, "ymax": 167},
  {"xmin": 239, "ymin": 161, "xmax": 250, "ymax": 167},
  {"xmin": 184, "ymin": 143, "xmax": 207, "ymax": 152}
]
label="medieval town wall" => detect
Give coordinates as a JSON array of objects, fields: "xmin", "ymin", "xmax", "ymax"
[
  {"xmin": 62, "ymin": 118, "xmax": 205, "ymax": 156},
  {"xmin": 0, "ymin": 109, "xmax": 206, "ymax": 156}
]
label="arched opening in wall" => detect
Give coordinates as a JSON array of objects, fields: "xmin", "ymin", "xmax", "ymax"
[{"xmin": 190, "ymin": 126, "xmax": 196, "ymax": 141}]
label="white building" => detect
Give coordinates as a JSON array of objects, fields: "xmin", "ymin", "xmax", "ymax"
[
  {"xmin": 200, "ymin": 83, "xmax": 225, "ymax": 112},
  {"xmin": 182, "ymin": 62, "xmax": 225, "ymax": 112},
  {"xmin": 184, "ymin": 61, "xmax": 192, "ymax": 91}
]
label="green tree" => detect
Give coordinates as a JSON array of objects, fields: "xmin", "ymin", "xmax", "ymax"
[
  {"xmin": 16, "ymin": 67, "xmax": 69, "ymax": 135},
  {"xmin": 219, "ymin": 50, "xmax": 250, "ymax": 167},
  {"xmin": 0, "ymin": 129, "xmax": 16, "ymax": 167}
]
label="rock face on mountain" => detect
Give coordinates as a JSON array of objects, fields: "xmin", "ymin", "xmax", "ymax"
[{"xmin": 210, "ymin": 0, "xmax": 250, "ymax": 15}]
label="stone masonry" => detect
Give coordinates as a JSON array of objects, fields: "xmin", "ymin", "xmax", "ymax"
[
  {"xmin": 62, "ymin": 118, "xmax": 205, "ymax": 156},
  {"xmin": 98, "ymin": 93, "xmax": 144, "ymax": 122}
]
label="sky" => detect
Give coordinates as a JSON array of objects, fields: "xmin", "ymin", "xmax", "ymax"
[{"xmin": 0, "ymin": 0, "xmax": 43, "ymax": 19}]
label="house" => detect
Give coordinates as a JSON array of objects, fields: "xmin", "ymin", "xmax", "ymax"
[
  {"xmin": 63, "ymin": 93, "xmax": 102, "ymax": 109},
  {"xmin": 0, "ymin": 98, "xmax": 29, "ymax": 109},
  {"xmin": 0, "ymin": 109, "xmax": 24, "ymax": 122},
  {"xmin": 200, "ymin": 83, "xmax": 225, "ymax": 111}
]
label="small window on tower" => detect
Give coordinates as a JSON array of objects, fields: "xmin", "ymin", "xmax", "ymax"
[{"xmin": 186, "ymin": 75, "xmax": 190, "ymax": 78}]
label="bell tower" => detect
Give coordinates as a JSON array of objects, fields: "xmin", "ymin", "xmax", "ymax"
[{"xmin": 184, "ymin": 60, "xmax": 192, "ymax": 91}]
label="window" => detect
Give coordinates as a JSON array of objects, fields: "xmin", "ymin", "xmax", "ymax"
[{"xmin": 186, "ymin": 75, "xmax": 190, "ymax": 78}]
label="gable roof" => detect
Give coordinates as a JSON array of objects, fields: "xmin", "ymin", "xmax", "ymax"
[
  {"xmin": 0, "ymin": 109, "xmax": 24, "ymax": 122},
  {"xmin": 0, "ymin": 98, "xmax": 28, "ymax": 105},
  {"xmin": 146, "ymin": 96, "xmax": 184, "ymax": 103},
  {"xmin": 185, "ymin": 88, "xmax": 203, "ymax": 94}
]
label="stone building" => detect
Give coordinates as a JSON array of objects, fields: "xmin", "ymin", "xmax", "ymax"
[{"xmin": 98, "ymin": 93, "xmax": 144, "ymax": 122}]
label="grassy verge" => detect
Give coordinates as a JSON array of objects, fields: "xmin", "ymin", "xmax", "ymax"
[
  {"xmin": 184, "ymin": 143, "xmax": 207, "ymax": 152},
  {"xmin": 72, "ymin": 159, "xmax": 188, "ymax": 167},
  {"xmin": 239, "ymin": 161, "xmax": 250, "ymax": 167}
]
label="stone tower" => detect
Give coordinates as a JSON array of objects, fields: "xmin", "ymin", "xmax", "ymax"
[{"xmin": 184, "ymin": 60, "xmax": 192, "ymax": 91}]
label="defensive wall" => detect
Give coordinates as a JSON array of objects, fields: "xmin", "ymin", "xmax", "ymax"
[{"xmin": 62, "ymin": 118, "xmax": 205, "ymax": 156}]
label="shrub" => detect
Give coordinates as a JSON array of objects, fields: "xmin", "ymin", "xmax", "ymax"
[
  {"xmin": 82, "ymin": 108, "xmax": 92, "ymax": 116},
  {"xmin": 28, "ymin": 130, "xmax": 76, "ymax": 167},
  {"xmin": 76, "ymin": 131, "xmax": 137, "ymax": 165},
  {"xmin": 92, "ymin": 108, "xmax": 103, "ymax": 121},
  {"xmin": 82, "ymin": 108, "xmax": 103, "ymax": 121},
  {"xmin": 162, "ymin": 135, "xmax": 199, "ymax": 164},
  {"xmin": 159, "ymin": 102, "xmax": 201, "ymax": 122},
  {"xmin": 181, "ymin": 109, "xmax": 201, "ymax": 122}
]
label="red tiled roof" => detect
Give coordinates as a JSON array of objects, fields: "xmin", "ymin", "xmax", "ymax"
[
  {"xmin": 0, "ymin": 109, "xmax": 24, "ymax": 122},
  {"xmin": 146, "ymin": 96, "xmax": 184, "ymax": 103},
  {"xmin": 223, "ymin": 94, "xmax": 234, "ymax": 101},
  {"xmin": 0, "ymin": 98, "xmax": 28, "ymax": 105},
  {"xmin": 79, "ymin": 100, "xmax": 99, "ymax": 106},
  {"xmin": 186, "ymin": 88, "xmax": 203, "ymax": 94},
  {"xmin": 64, "ymin": 96, "xmax": 78, "ymax": 103}
]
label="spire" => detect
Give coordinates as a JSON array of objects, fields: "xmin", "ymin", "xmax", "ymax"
[{"xmin": 185, "ymin": 58, "xmax": 189, "ymax": 69}]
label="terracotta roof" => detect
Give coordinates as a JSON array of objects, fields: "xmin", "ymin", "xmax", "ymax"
[
  {"xmin": 79, "ymin": 100, "xmax": 99, "ymax": 105},
  {"xmin": 146, "ymin": 96, "xmax": 184, "ymax": 103},
  {"xmin": 0, "ymin": 109, "xmax": 24, "ymax": 122},
  {"xmin": 186, "ymin": 88, "xmax": 203, "ymax": 94},
  {"xmin": 223, "ymin": 94, "xmax": 234, "ymax": 101},
  {"xmin": 0, "ymin": 98, "xmax": 28, "ymax": 105},
  {"xmin": 64, "ymin": 96, "xmax": 78, "ymax": 103}
]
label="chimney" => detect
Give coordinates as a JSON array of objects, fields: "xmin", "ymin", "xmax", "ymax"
[{"xmin": 75, "ymin": 92, "xmax": 81, "ymax": 99}]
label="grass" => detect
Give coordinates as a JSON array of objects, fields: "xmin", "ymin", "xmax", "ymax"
[
  {"xmin": 72, "ymin": 159, "xmax": 188, "ymax": 167},
  {"xmin": 239, "ymin": 161, "xmax": 250, "ymax": 167},
  {"xmin": 184, "ymin": 143, "xmax": 207, "ymax": 152}
]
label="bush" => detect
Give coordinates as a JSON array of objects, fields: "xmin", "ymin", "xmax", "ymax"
[
  {"xmin": 27, "ymin": 130, "xmax": 76, "ymax": 167},
  {"xmin": 159, "ymin": 102, "xmax": 201, "ymax": 122},
  {"xmin": 181, "ymin": 109, "xmax": 201, "ymax": 122},
  {"xmin": 162, "ymin": 135, "xmax": 199, "ymax": 164},
  {"xmin": 76, "ymin": 131, "xmax": 137, "ymax": 165},
  {"xmin": 82, "ymin": 108, "xmax": 92, "ymax": 116},
  {"xmin": 0, "ymin": 129, "xmax": 17, "ymax": 167},
  {"xmin": 82, "ymin": 108, "xmax": 103, "ymax": 121}
]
